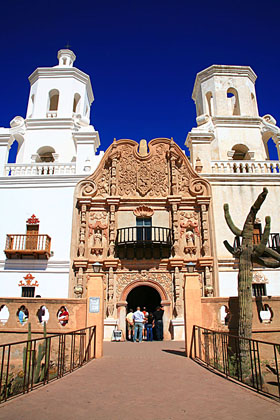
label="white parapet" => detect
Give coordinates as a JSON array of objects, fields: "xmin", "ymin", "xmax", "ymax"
[
  {"xmin": 211, "ymin": 160, "xmax": 280, "ymax": 174},
  {"xmin": 4, "ymin": 162, "xmax": 76, "ymax": 176}
]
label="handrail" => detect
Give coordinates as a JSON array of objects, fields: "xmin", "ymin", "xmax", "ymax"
[
  {"xmin": 0, "ymin": 325, "xmax": 96, "ymax": 402},
  {"xmin": 4, "ymin": 162, "xmax": 76, "ymax": 176},
  {"xmin": 116, "ymin": 226, "xmax": 173, "ymax": 245},
  {"xmin": 234, "ymin": 233, "xmax": 280, "ymax": 250},
  {"xmin": 5, "ymin": 234, "xmax": 51, "ymax": 253},
  {"xmin": 192, "ymin": 325, "xmax": 280, "ymax": 400}
]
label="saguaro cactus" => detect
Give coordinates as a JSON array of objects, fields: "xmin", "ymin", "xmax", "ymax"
[{"xmin": 224, "ymin": 188, "xmax": 280, "ymax": 375}]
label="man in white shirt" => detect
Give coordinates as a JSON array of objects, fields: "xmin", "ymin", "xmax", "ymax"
[{"xmin": 133, "ymin": 306, "xmax": 145, "ymax": 343}]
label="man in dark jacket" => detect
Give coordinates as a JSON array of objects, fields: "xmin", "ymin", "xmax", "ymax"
[{"xmin": 153, "ymin": 305, "xmax": 164, "ymax": 340}]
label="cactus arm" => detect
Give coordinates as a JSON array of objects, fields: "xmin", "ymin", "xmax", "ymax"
[
  {"xmin": 253, "ymin": 255, "xmax": 280, "ymax": 268},
  {"xmin": 244, "ymin": 188, "xmax": 268, "ymax": 228},
  {"xmin": 262, "ymin": 247, "xmax": 280, "ymax": 261},
  {"xmin": 223, "ymin": 240, "xmax": 238, "ymax": 256},
  {"xmin": 223, "ymin": 204, "xmax": 242, "ymax": 236},
  {"xmin": 254, "ymin": 216, "xmax": 271, "ymax": 256}
]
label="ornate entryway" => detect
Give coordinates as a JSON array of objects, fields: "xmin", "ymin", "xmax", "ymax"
[
  {"xmin": 126, "ymin": 285, "xmax": 161, "ymax": 312},
  {"xmin": 70, "ymin": 137, "xmax": 215, "ymax": 341}
]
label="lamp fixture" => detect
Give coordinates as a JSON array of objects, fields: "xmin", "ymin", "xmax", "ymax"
[
  {"xmin": 92, "ymin": 262, "xmax": 102, "ymax": 273},
  {"xmin": 186, "ymin": 262, "xmax": 195, "ymax": 273}
]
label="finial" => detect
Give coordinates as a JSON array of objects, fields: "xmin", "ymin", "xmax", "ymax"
[{"xmin": 64, "ymin": 41, "xmax": 72, "ymax": 50}]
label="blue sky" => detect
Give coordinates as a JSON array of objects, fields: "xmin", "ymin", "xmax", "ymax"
[{"xmin": 2, "ymin": 0, "xmax": 280, "ymax": 159}]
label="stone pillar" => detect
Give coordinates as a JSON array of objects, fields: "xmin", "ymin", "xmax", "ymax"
[
  {"xmin": 117, "ymin": 301, "xmax": 127, "ymax": 340},
  {"xmin": 184, "ymin": 273, "xmax": 202, "ymax": 357},
  {"xmin": 86, "ymin": 272, "xmax": 104, "ymax": 358}
]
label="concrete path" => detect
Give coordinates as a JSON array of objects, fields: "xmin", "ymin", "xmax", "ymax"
[{"xmin": 0, "ymin": 341, "xmax": 279, "ymax": 420}]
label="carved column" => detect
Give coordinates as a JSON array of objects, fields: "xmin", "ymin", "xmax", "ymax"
[
  {"xmin": 77, "ymin": 204, "xmax": 86, "ymax": 258},
  {"xmin": 110, "ymin": 148, "xmax": 120, "ymax": 196},
  {"xmin": 107, "ymin": 266, "xmax": 115, "ymax": 317},
  {"xmin": 168, "ymin": 197, "xmax": 181, "ymax": 258},
  {"xmin": 200, "ymin": 204, "xmax": 210, "ymax": 257},
  {"xmin": 174, "ymin": 266, "xmax": 183, "ymax": 317},
  {"xmin": 106, "ymin": 198, "xmax": 120, "ymax": 259}
]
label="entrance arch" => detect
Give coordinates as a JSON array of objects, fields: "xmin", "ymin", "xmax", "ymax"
[
  {"xmin": 126, "ymin": 285, "xmax": 161, "ymax": 313},
  {"xmin": 117, "ymin": 280, "xmax": 172, "ymax": 340}
]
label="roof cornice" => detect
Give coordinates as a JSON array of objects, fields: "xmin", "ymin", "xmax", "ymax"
[{"xmin": 28, "ymin": 67, "xmax": 94, "ymax": 104}]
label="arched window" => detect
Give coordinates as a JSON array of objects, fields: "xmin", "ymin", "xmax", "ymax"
[
  {"xmin": 206, "ymin": 92, "xmax": 213, "ymax": 116},
  {"xmin": 36, "ymin": 146, "xmax": 56, "ymax": 163},
  {"xmin": 73, "ymin": 93, "xmax": 81, "ymax": 113},
  {"xmin": 231, "ymin": 144, "xmax": 250, "ymax": 160},
  {"xmin": 48, "ymin": 89, "xmax": 59, "ymax": 111},
  {"xmin": 227, "ymin": 88, "xmax": 240, "ymax": 115}
]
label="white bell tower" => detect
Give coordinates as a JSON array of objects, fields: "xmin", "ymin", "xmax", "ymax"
[
  {"xmin": 186, "ymin": 65, "xmax": 280, "ymax": 172},
  {"xmin": 5, "ymin": 49, "xmax": 101, "ymax": 174}
]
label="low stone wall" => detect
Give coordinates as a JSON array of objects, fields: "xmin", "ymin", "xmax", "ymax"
[
  {"xmin": 201, "ymin": 296, "xmax": 280, "ymax": 343},
  {"xmin": 0, "ymin": 297, "xmax": 87, "ymax": 344}
]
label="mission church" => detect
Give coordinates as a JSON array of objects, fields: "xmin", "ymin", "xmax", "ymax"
[{"xmin": 0, "ymin": 49, "xmax": 280, "ymax": 341}]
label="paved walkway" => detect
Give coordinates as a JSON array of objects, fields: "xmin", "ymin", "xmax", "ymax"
[{"xmin": 0, "ymin": 341, "xmax": 279, "ymax": 420}]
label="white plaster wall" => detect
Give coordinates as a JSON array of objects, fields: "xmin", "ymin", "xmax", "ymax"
[
  {"xmin": 198, "ymin": 73, "xmax": 257, "ymax": 117},
  {"xmin": 218, "ymin": 271, "xmax": 238, "ymax": 297},
  {"xmin": 213, "ymin": 126, "xmax": 267, "ymax": 161},
  {"xmin": 29, "ymin": 76, "xmax": 89, "ymax": 120},
  {"xmin": 117, "ymin": 210, "xmax": 169, "ymax": 229},
  {"xmin": 0, "ymin": 179, "xmax": 77, "ymax": 298},
  {"xmin": 0, "ymin": 269, "xmax": 69, "ymax": 298},
  {"xmin": 18, "ymin": 129, "xmax": 76, "ymax": 163},
  {"xmin": 211, "ymin": 182, "xmax": 280, "ymax": 258}
]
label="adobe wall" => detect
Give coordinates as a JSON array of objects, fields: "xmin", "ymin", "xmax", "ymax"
[
  {"xmin": 201, "ymin": 296, "xmax": 280, "ymax": 343},
  {"xmin": 0, "ymin": 298, "xmax": 87, "ymax": 345}
]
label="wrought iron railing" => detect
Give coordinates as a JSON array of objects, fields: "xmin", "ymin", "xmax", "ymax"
[
  {"xmin": 0, "ymin": 325, "xmax": 96, "ymax": 403},
  {"xmin": 5, "ymin": 234, "xmax": 51, "ymax": 258},
  {"xmin": 116, "ymin": 226, "xmax": 173, "ymax": 246},
  {"xmin": 192, "ymin": 326, "xmax": 280, "ymax": 400},
  {"xmin": 234, "ymin": 233, "xmax": 280, "ymax": 251}
]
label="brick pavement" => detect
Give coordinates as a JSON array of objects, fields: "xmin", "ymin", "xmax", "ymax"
[{"xmin": 0, "ymin": 340, "xmax": 279, "ymax": 420}]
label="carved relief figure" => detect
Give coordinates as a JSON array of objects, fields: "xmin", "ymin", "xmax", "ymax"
[{"xmin": 180, "ymin": 211, "xmax": 200, "ymax": 256}]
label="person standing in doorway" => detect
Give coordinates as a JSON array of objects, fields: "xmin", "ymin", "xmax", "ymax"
[
  {"xmin": 146, "ymin": 312, "xmax": 154, "ymax": 341},
  {"xmin": 142, "ymin": 306, "xmax": 148, "ymax": 341},
  {"xmin": 153, "ymin": 305, "xmax": 164, "ymax": 340},
  {"xmin": 133, "ymin": 306, "xmax": 145, "ymax": 343},
  {"xmin": 126, "ymin": 309, "xmax": 134, "ymax": 341}
]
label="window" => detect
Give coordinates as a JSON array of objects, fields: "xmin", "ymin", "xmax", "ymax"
[
  {"xmin": 252, "ymin": 283, "xmax": 267, "ymax": 297},
  {"xmin": 48, "ymin": 89, "xmax": 59, "ymax": 111},
  {"xmin": 227, "ymin": 88, "xmax": 240, "ymax": 115},
  {"xmin": 73, "ymin": 93, "xmax": 81, "ymax": 113},
  {"xmin": 36, "ymin": 146, "xmax": 55, "ymax": 163},
  {"xmin": 22, "ymin": 287, "xmax": 35, "ymax": 297},
  {"xmin": 253, "ymin": 223, "xmax": 262, "ymax": 245},
  {"xmin": 231, "ymin": 144, "xmax": 250, "ymax": 161},
  {"xmin": 136, "ymin": 217, "xmax": 152, "ymax": 241}
]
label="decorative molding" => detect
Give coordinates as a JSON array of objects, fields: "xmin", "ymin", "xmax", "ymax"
[
  {"xmin": 133, "ymin": 206, "xmax": 154, "ymax": 217},
  {"xmin": 26, "ymin": 214, "xmax": 40, "ymax": 225},
  {"xmin": 253, "ymin": 272, "xmax": 269, "ymax": 284},
  {"xmin": 18, "ymin": 273, "xmax": 39, "ymax": 287}
]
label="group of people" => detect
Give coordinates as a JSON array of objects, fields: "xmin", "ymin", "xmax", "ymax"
[{"xmin": 126, "ymin": 305, "xmax": 164, "ymax": 342}]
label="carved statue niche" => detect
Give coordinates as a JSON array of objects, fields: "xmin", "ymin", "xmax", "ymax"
[
  {"xmin": 180, "ymin": 211, "xmax": 200, "ymax": 257},
  {"xmin": 88, "ymin": 211, "xmax": 108, "ymax": 256},
  {"xmin": 77, "ymin": 205, "xmax": 87, "ymax": 258}
]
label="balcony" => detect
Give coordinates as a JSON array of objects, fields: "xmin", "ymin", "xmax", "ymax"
[
  {"xmin": 234, "ymin": 233, "xmax": 280, "ymax": 251},
  {"xmin": 116, "ymin": 227, "xmax": 173, "ymax": 259},
  {"xmin": 211, "ymin": 160, "xmax": 280, "ymax": 174},
  {"xmin": 5, "ymin": 234, "xmax": 52, "ymax": 259},
  {"xmin": 4, "ymin": 162, "xmax": 76, "ymax": 176}
]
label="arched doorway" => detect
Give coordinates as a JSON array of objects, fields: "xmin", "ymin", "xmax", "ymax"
[{"xmin": 126, "ymin": 285, "xmax": 161, "ymax": 313}]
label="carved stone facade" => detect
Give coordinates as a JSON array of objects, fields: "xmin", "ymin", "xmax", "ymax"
[{"xmin": 70, "ymin": 138, "xmax": 215, "ymax": 340}]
